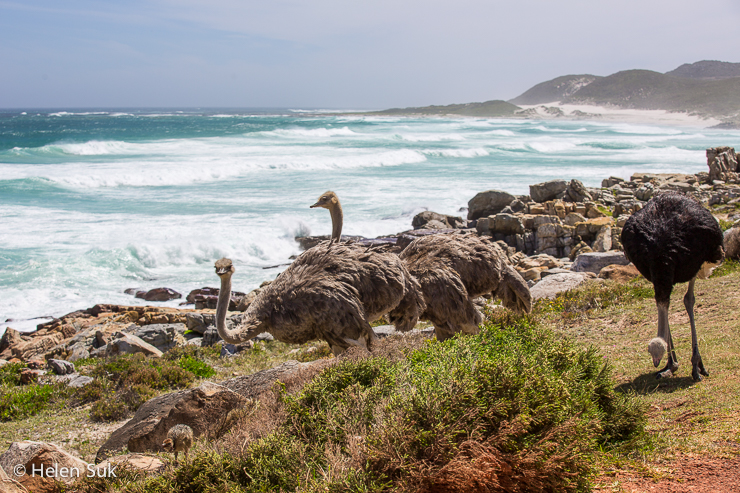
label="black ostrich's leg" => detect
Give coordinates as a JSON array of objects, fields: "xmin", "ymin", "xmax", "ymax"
[
  {"xmin": 656, "ymin": 300, "xmax": 679, "ymax": 378},
  {"xmin": 685, "ymin": 278, "xmax": 708, "ymax": 381}
]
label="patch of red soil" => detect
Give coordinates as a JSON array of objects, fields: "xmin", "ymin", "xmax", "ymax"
[{"xmin": 595, "ymin": 455, "xmax": 740, "ymax": 492}]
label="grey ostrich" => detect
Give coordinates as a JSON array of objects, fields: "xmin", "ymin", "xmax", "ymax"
[
  {"xmin": 621, "ymin": 193, "xmax": 724, "ymax": 381},
  {"xmin": 399, "ymin": 233, "xmax": 532, "ymax": 341},
  {"xmin": 215, "ymin": 193, "xmax": 425, "ymax": 354},
  {"xmin": 724, "ymin": 226, "xmax": 740, "ymax": 260}
]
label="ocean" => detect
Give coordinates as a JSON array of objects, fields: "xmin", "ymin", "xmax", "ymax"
[{"xmin": 1, "ymin": 108, "xmax": 738, "ymax": 333}]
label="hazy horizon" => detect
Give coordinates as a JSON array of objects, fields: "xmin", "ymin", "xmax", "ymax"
[{"xmin": 2, "ymin": 1, "xmax": 740, "ymax": 109}]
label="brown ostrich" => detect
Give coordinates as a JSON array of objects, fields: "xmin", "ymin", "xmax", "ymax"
[
  {"xmin": 621, "ymin": 193, "xmax": 724, "ymax": 381},
  {"xmin": 215, "ymin": 193, "xmax": 425, "ymax": 354},
  {"xmin": 399, "ymin": 233, "xmax": 532, "ymax": 341}
]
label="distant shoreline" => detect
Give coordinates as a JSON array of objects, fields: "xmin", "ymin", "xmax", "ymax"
[{"xmin": 352, "ymin": 103, "xmax": 725, "ymax": 129}]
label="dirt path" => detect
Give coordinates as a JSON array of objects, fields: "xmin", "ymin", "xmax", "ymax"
[{"xmin": 595, "ymin": 456, "xmax": 740, "ymax": 492}]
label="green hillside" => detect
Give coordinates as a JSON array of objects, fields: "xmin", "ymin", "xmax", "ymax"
[
  {"xmin": 563, "ymin": 69, "xmax": 740, "ymax": 117},
  {"xmin": 667, "ymin": 60, "xmax": 740, "ymax": 80},
  {"xmin": 373, "ymin": 99, "xmax": 520, "ymax": 117},
  {"xmin": 509, "ymin": 74, "xmax": 601, "ymax": 105}
]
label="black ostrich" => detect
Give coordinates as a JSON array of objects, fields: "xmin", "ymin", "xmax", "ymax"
[{"xmin": 621, "ymin": 193, "xmax": 724, "ymax": 381}]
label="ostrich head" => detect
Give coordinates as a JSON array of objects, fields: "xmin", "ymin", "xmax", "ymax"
[
  {"xmin": 215, "ymin": 258, "xmax": 235, "ymax": 278},
  {"xmin": 310, "ymin": 191, "xmax": 340, "ymax": 210},
  {"xmin": 161, "ymin": 438, "xmax": 174, "ymax": 452},
  {"xmin": 648, "ymin": 337, "xmax": 667, "ymax": 367}
]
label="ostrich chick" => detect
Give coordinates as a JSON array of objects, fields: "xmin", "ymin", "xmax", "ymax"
[
  {"xmin": 162, "ymin": 424, "xmax": 193, "ymax": 465},
  {"xmin": 621, "ymin": 193, "xmax": 724, "ymax": 381}
]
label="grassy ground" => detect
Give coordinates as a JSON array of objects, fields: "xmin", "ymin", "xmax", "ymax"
[{"xmin": 531, "ymin": 267, "xmax": 740, "ymax": 489}]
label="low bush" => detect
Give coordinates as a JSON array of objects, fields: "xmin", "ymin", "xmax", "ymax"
[
  {"xmin": 711, "ymin": 258, "xmax": 740, "ymax": 278},
  {"xmin": 535, "ymin": 278, "xmax": 654, "ymax": 315},
  {"xmin": 177, "ymin": 356, "xmax": 216, "ymax": 379},
  {"xmin": 83, "ymin": 352, "xmax": 216, "ymax": 422},
  {"xmin": 0, "ymin": 383, "xmax": 63, "ymax": 421},
  {"xmin": 93, "ymin": 318, "xmax": 645, "ymax": 493},
  {"xmin": 0, "ymin": 362, "xmax": 27, "ymax": 386}
]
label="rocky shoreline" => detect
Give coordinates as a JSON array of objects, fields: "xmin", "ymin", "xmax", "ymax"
[{"xmin": 1, "ymin": 146, "xmax": 739, "ymax": 371}]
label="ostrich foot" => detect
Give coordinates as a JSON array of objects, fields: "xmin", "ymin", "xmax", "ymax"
[
  {"xmin": 655, "ymin": 362, "xmax": 679, "ymax": 379},
  {"xmin": 691, "ymin": 359, "xmax": 709, "ymax": 382}
]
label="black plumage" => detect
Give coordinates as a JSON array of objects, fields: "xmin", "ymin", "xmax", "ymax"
[{"xmin": 621, "ymin": 193, "xmax": 724, "ymax": 381}]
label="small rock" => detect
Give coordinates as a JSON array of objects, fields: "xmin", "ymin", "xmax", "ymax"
[
  {"xmin": 20, "ymin": 369, "xmax": 41, "ymax": 384},
  {"xmin": 48, "ymin": 359, "xmax": 75, "ymax": 375},
  {"xmin": 135, "ymin": 288, "xmax": 182, "ymax": 302},
  {"xmin": 598, "ymin": 264, "xmax": 641, "ymax": 283},
  {"xmin": 530, "ymin": 272, "xmax": 589, "ymax": 299},
  {"xmin": 571, "ymin": 251, "xmax": 630, "ymax": 274},
  {"xmin": 106, "ymin": 333, "xmax": 163, "ymax": 358}
]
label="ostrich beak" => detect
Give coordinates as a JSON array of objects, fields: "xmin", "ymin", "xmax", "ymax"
[{"xmin": 310, "ymin": 202, "xmax": 320, "ymax": 208}]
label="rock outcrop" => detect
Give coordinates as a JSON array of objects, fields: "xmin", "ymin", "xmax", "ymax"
[{"xmin": 467, "ymin": 190, "xmax": 516, "ymax": 220}]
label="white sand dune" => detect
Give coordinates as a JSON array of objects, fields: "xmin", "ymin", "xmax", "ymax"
[{"xmin": 517, "ymin": 102, "xmax": 721, "ymax": 128}]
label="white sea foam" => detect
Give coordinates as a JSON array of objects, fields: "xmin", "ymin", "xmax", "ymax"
[
  {"xmin": 397, "ymin": 133, "xmax": 466, "ymax": 142},
  {"xmin": 422, "ymin": 148, "xmax": 489, "ymax": 158},
  {"xmin": 265, "ymin": 126, "xmax": 357, "ymax": 138}
]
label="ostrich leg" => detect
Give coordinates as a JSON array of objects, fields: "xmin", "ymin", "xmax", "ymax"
[
  {"xmin": 684, "ymin": 278, "xmax": 709, "ymax": 381},
  {"xmin": 656, "ymin": 300, "xmax": 679, "ymax": 378}
]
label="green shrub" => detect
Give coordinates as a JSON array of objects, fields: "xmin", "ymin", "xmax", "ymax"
[
  {"xmin": 0, "ymin": 362, "xmax": 27, "ymax": 387},
  {"xmin": 0, "ymin": 384, "xmax": 59, "ymax": 421},
  {"xmin": 535, "ymin": 278, "xmax": 654, "ymax": 315},
  {"xmin": 711, "ymin": 258, "xmax": 740, "ymax": 277},
  {"xmin": 177, "ymin": 356, "xmax": 216, "ymax": 379},
  {"xmin": 90, "ymin": 396, "xmax": 130, "ymax": 422}
]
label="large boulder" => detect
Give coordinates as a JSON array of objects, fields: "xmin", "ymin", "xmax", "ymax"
[
  {"xmin": 0, "ymin": 328, "xmax": 23, "ymax": 359},
  {"xmin": 135, "ymin": 288, "xmax": 182, "ymax": 302},
  {"xmin": 529, "ymin": 179, "xmax": 567, "ymax": 203},
  {"xmin": 467, "ymin": 190, "xmax": 516, "ymax": 220},
  {"xmin": 412, "ymin": 211, "xmax": 465, "ymax": 230},
  {"xmin": 566, "ymin": 179, "xmax": 592, "ymax": 202},
  {"xmin": 47, "ymin": 359, "xmax": 75, "ymax": 375},
  {"xmin": 11, "ymin": 334, "xmax": 63, "ymax": 362},
  {"xmin": 95, "ymin": 381, "xmax": 246, "ymax": 463},
  {"xmin": 0, "ymin": 441, "xmax": 89, "ymax": 492},
  {"xmin": 530, "ymin": 272, "xmax": 590, "ymax": 300},
  {"xmin": 220, "ymin": 360, "xmax": 321, "ymax": 400},
  {"xmin": 488, "ymin": 213, "xmax": 525, "ymax": 235},
  {"xmin": 571, "ymin": 251, "xmax": 630, "ymax": 274},
  {"xmin": 707, "ymin": 146, "xmax": 738, "ymax": 183},
  {"xmin": 132, "ymin": 324, "xmax": 186, "ymax": 352}
]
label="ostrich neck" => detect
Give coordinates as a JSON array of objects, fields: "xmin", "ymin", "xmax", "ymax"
[
  {"xmin": 330, "ymin": 202, "xmax": 343, "ymax": 243},
  {"xmin": 216, "ymin": 274, "xmax": 265, "ymax": 344}
]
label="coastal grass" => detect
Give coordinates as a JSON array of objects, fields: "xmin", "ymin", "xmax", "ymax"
[{"xmin": 75, "ymin": 317, "xmax": 646, "ymax": 493}]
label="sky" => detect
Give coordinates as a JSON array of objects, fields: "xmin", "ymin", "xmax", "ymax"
[{"xmin": 1, "ymin": 0, "xmax": 739, "ymax": 109}]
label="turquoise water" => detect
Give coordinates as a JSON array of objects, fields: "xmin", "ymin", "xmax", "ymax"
[{"xmin": 1, "ymin": 108, "xmax": 738, "ymax": 332}]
